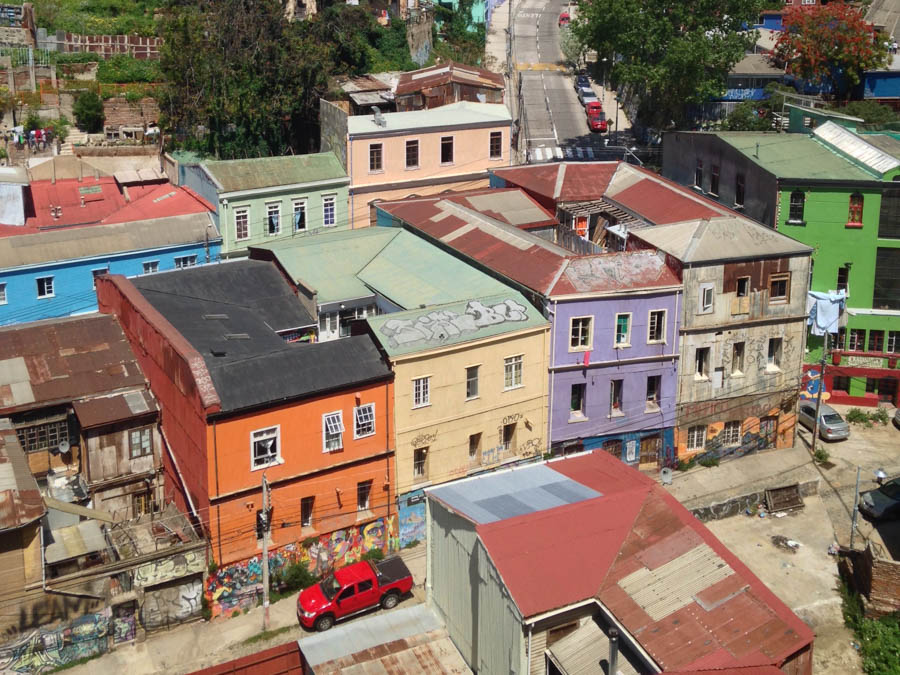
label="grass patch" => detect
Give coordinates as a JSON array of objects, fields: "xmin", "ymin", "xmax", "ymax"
[
  {"xmin": 841, "ymin": 581, "xmax": 900, "ymax": 675},
  {"xmin": 241, "ymin": 624, "xmax": 294, "ymax": 647},
  {"xmin": 48, "ymin": 653, "xmax": 104, "ymax": 673}
]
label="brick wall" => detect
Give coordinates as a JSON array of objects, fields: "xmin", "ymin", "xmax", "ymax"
[
  {"xmin": 61, "ymin": 33, "xmax": 161, "ymax": 59},
  {"xmin": 842, "ymin": 543, "xmax": 900, "ymax": 618},
  {"xmin": 103, "ymin": 97, "xmax": 160, "ymax": 130}
]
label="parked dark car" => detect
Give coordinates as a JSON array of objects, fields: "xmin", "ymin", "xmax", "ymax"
[
  {"xmin": 859, "ymin": 477, "xmax": 900, "ymax": 521},
  {"xmin": 574, "ymin": 72, "xmax": 590, "ymax": 90}
]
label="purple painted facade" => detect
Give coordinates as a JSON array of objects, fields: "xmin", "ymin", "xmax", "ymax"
[{"xmin": 549, "ymin": 291, "xmax": 680, "ymax": 463}]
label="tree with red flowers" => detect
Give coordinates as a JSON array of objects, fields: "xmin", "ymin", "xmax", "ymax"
[{"xmin": 774, "ymin": 2, "xmax": 890, "ymax": 99}]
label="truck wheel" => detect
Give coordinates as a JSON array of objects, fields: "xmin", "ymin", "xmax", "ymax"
[
  {"xmin": 381, "ymin": 593, "xmax": 399, "ymax": 610},
  {"xmin": 315, "ymin": 615, "xmax": 334, "ymax": 632}
]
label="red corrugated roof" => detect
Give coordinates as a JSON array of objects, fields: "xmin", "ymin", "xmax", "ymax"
[
  {"xmin": 491, "ymin": 164, "xmax": 564, "ymax": 202},
  {"xmin": 492, "ymin": 162, "xmax": 619, "ymax": 202},
  {"xmin": 25, "ymin": 176, "xmax": 127, "ymax": 229},
  {"xmin": 102, "ymin": 185, "xmax": 214, "ymax": 224},
  {"xmin": 610, "ymin": 178, "xmax": 721, "ymax": 224}
]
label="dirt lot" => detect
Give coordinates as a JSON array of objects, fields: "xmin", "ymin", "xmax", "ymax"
[{"xmin": 705, "ymin": 495, "xmax": 863, "ymax": 675}]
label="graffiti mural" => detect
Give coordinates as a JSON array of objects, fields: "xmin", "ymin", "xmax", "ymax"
[
  {"xmin": 0, "ymin": 610, "xmax": 110, "ymax": 673},
  {"xmin": 112, "ymin": 603, "xmax": 136, "ymax": 645},
  {"xmin": 398, "ymin": 491, "xmax": 426, "ymax": 548},
  {"xmin": 800, "ymin": 367, "xmax": 830, "ymax": 402},
  {"xmin": 205, "ymin": 515, "xmax": 400, "ymax": 618},
  {"xmin": 378, "ymin": 299, "xmax": 529, "ymax": 349},
  {"xmin": 134, "ymin": 550, "xmax": 206, "ymax": 588},
  {"xmin": 140, "ymin": 577, "xmax": 203, "ymax": 631}
]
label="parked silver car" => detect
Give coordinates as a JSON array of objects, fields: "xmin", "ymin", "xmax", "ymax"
[
  {"xmin": 894, "ymin": 407, "xmax": 900, "ymax": 429},
  {"xmin": 797, "ymin": 402, "xmax": 850, "ymax": 441},
  {"xmin": 577, "ymin": 86, "xmax": 598, "ymax": 106}
]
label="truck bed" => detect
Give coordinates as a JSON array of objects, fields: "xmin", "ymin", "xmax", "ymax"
[{"xmin": 374, "ymin": 556, "xmax": 412, "ymax": 585}]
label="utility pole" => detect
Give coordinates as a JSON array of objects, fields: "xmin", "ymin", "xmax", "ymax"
[
  {"xmin": 850, "ymin": 466, "xmax": 861, "ymax": 549},
  {"xmin": 810, "ymin": 331, "xmax": 829, "ymax": 457},
  {"xmin": 261, "ymin": 473, "xmax": 270, "ymax": 631}
]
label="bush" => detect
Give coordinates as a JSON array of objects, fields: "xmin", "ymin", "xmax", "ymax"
[
  {"xmin": 814, "ymin": 447, "xmax": 830, "ymax": 464},
  {"xmin": 207, "ymin": 559, "xmax": 218, "ymax": 576},
  {"xmin": 201, "ymin": 593, "xmax": 211, "ymax": 621},
  {"xmin": 280, "ymin": 563, "xmax": 317, "ymax": 593},
  {"xmin": 73, "ymin": 91, "xmax": 105, "ymax": 133},
  {"xmin": 24, "ymin": 111, "xmax": 43, "ymax": 132},
  {"xmin": 361, "ymin": 548, "xmax": 385, "ymax": 562},
  {"xmin": 698, "ymin": 456, "xmax": 720, "ymax": 468},
  {"xmin": 231, "ymin": 609, "xmax": 241, "ymax": 618},
  {"xmin": 870, "ymin": 408, "xmax": 890, "ymax": 426},
  {"xmin": 676, "ymin": 457, "xmax": 697, "ymax": 472},
  {"xmin": 97, "ymin": 54, "xmax": 163, "ymax": 84},
  {"xmin": 846, "ymin": 408, "xmax": 870, "ymax": 424},
  {"xmin": 47, "ymin": 116, "xmax": 71, "ymax": 142}
]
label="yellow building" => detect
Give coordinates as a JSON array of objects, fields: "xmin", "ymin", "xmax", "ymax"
[{"xmin": 366, "ymin": 292, "xmax": 549, "ymax": 544}]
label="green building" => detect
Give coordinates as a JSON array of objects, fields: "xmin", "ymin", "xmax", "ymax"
[
  {"xmin": 663, "ymin": 122, "xmax": 900, "ymax": 406},
  {"xmin": 181, "ymin": 153, "xmax": 350, "ymax": 257}
]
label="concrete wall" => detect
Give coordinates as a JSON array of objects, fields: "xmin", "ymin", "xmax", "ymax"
[{"xmin": 319, "ymin": 99, "xmax": 348, "ymax": 171}]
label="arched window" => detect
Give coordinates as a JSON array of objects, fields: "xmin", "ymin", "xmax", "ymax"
[{"xmin": 848, "ymin": 193, "xmax": 864, "ymax": 225}]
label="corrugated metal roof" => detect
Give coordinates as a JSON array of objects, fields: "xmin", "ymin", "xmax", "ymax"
[
  {"xmin": 314, "ymin": 630, "xmax": 471, "ymax": 674},
  {"xmin": 547, "ymin": 618, "xmax": 641, "ymax": 675},
  {"xmin": 554, "ymin": 251, "xmax": 681, "ymax": 295},
  {"xmin": 0, "ymin": 418, "xmax": 45, "ymax": 532},
  {"xmin": 395, "ymin": 61, "xmax": 504, "ymax": 96},
  {"xmin": 814, "ymin": 121, "xmax": 900, "ymax": 176},
  {"xmin": 72, "ymin": 389, "xmax": 156, "ymax": 429},
  {"xmin": 730, "ymin": 54, "xmax": 783, "ymax": 76},
  {"xmin": 347, "ymin": 101, "xmax": 511, "ymax": 136},
  {"xmin": 203, "ymin": 152, "xmax": 348, "ymax": 193},
  {"xmin": 0, "ymin": 212, "xmax": 219, "ymax": 270},
  {"xmin": 45, "ymin": 519, "xmax": 108, "ymax": 564},
  {"xmin": 861, "ymin": 133, "xmax": 900, "ymax": 158},
  {"xmin": 492, "ymin": 162, "xmax": 619, "ymax": 202}
]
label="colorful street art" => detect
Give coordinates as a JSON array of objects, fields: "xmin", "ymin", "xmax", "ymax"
[
  {"xmin": 398, "ymin": 491, "xmax": 426, "ymax": 548},
  {"xmin": 112, "ymin": 603, "xmax": 136, "ymax": 645},
  {"xmin": 800, "ymin": 367, "xmax": 830, "ymax": 402},
  {"xmin": 205, "ymin": 515, "xmax": 399, "ymax": 618},
  {"xmin": 134, "ymin": 550, "xmax": 206, "ymax": 588},
  {"xmin": 0, "ymin": 610, "xmax": 110, "ymax": 673},
  {"xmin": 140, "ymin": 578, "xmax": 203, "ymax": 631}
]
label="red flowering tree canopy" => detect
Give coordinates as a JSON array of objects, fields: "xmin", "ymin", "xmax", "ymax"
[{"xmin": 774, "ymin": 2, "xmax": 890, "ymax": 97}]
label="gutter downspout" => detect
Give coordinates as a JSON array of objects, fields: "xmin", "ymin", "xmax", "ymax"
[
  {"xmin": 527, "ymin": 623, "xmax": 533, "ymax": 675},
  {"xmin": 213, "ymin": 419, "xmax": 222, "ymax": 564},
  {"xmin": 547, "ymin": 300, "xmax": 558, "ymax": 453},
  {"xmin": 385, "ymin": 382, "xmax": 391, "ymax": 519},
  {"xmin": 160, "ymin": 425, "xmax": 201, "ymax": 524}
]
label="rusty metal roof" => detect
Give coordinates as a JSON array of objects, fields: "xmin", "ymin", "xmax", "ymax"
[
  {"xmin": 395, "ymin": 61, "xmax": 504, "ymax": 96},
  {"xmin": 0, "ymin": 418, "xmax": 45, "ymax": 532},
  {"xmin": 72, "ymin": 390, "xmax": 157, "ymax": 429},
  {"xmin": 0, "ymin": 314, "xmax": 147, "ymax": 415}
]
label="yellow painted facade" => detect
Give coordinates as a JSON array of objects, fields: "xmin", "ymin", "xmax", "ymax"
[{"xmin": 389, "ymin": 326, "xmax": 550, "ymax": 494}]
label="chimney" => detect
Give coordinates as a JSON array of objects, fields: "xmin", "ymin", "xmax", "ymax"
[
  {"xmin": 372, "ymin": 106, "xmax": 386, "ymax": 128},
  {"xmin": 608, "ymin": 628, "xmax": 618, "ymax": 675}
]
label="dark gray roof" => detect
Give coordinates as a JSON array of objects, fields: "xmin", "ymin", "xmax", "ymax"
[{"xmin": 132, "ymin": 261, "xmax": 391, "ymax": 414}]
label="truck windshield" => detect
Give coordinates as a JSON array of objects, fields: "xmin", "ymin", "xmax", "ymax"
[{"xmin": 320, "ymin": 574, "xmax": 341, "ymax": 600}]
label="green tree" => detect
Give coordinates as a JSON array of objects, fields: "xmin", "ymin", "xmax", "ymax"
[
  {"xmin": 722, "ymin": 101, "xmax": 772, "ymax": 131},
  {"xmin": 576, "ymin": 0, "xmax": 765, "ymax": 129},
  {"xmin": 838, "ymin": 100, "xmax": 899, "ymax": 125},
  {"xmin": 559, "ymin": 27, "xmax": 584, "ymax": 67},
  {"xmin": 73, "ymin": 91, "xmax": 105, "ymax": 133},
  {"xmin": 434, "ymin": 0, "xmax": 486, "ymax": 66}
]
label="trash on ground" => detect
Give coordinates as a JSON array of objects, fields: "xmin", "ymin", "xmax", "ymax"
[{"xmin": 771, "ymin": 535, "xmax": 801, "ymax": 553}]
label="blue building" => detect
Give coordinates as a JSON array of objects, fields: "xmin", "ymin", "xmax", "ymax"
[{"xmin": 0, "ymin": 213, "xmax": 221, "ymax": 326}]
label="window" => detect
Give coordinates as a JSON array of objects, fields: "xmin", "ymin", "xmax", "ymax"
[
  {"xmin": 489, "ymin": 131, "xmax": 503, "ymax": 159},
  {"xmin": 874, "ymin": 248, "xmax": 900, "ymax": 310},
  {"xmin": 833, "ymin": 375, "xmax": 850, "ymax": 391},
  {"xmin": 322, "ymin": 195, "xmax": 336, "ymax": 227},
  {"xmin": 369, "ymin": 143, "xmax": 383, "ymax": 172},
  {"xmin": 648, "ymin": 310, "xmax": 666, "ymax": 343},
  {"xmin": 16, "ymin": 419, "xmax": 69, "ymax": 453},
  {"xmin": 36, "ymin": 276, "xmax": 54, "ymax": 298},
  {"xmin": 614, "ymin": 314, "xmax": 631, "ymax": 347},
  {"xmin": 570, "ymin": 316, "xmax": 592, "ymax": 350},
  {"xmin": 251, "ymin": 427, "xmax": 279, "ymax": 469},
  {"xmin": 234, "ymin": 207, "xmax": 249, "ymax": 240},
  {"xmin": 736, "ymin": 276, "xmax": 750, "ymax": 298},
  {"xmin": 504, "ymin": 355, "xmax": 523, "ymax": 389},
  {"xmin": 848, "ymin": 328, "xmax": 865, "ymax": 351},
  {"xmin": 91, "ymin": 267, "xmax": 108, "ymax": 289},
  {"xmin": 788, "ymin": 190, "xmax": 805, "ymax": 222},
  {"xmin": 888, "ymin": 331, "xmax": 900, "ymax": 353},
  {"xmin": 837, "ymin": 327, "xmax": 847, "ymax": 350},
  {"xmin": 723, "ymin": 420, "xmax": 741, "ymax": 446},
  {"xmin": 129, "ymin": 427, "xmax": 152, "ymax": 459},
  {"xmin": 866, "ymin": 377, "xmax": 877, "ymax": 393},
  {"xmin": 836, "ymin": 266, "xmax": 849, "ymax": 294},
  {"xmin": 413, "ymin": 448, "xmax": 428, "ymax": 479},
  {"xmin": 293, "ymin": 200, "xmax": 307, "ymax": 231},
  {"xmin": 869, "ymin": 330, "xmax": 884, "ymax": 352},
  {"xmin": 603, "ymin": 439, "xmax": 622, "ymax": 457},
  {"xmin": 468, "ymin": 433, "xmax": 481, "ymax": 460},
  {"xmin": 466, "ymin": 365, "xmax": 479, "ymax": 400},
  {"xmin": 358, "ymin": 579, "xmax": 373, "ymax": 593},
  {"xmin": 501, "ymin": 423, "xmax": 516, "ymax": 451},
  {"xmin": 732, "ymin": 342, "xmax": 745, "ymax": 375},
  {"xmin": 337, "ymin": 586, "xmax": 355, "ymax": 601},
  {"xmin": 174, "ymin": 255, "xmax": 197, "ymax": 269},
  {"xmin": 710, "ymin": 165, "xmax": 720, "ymax": 195},
  {"xmin": 440, "ymin": 136, "xmax": 454, "ymax": 164},
  {"xmin": 301, "ymin": 496, "xmax": 314, "ymax": 528},
  {"xmin": 687, "ymin": 425, "xmax": 707, "ymax": 451},
  {"xmin": 357, "ymin": 480, "xmax": 372, "ymax": 511},
  {"xmin": 694, "ymin": 159, "xmax": 703, "ymax": 188},
  {"xmin": 695, "ymin": 347, "xmax": 710, "ymax": 379},
  {"xmin": 610, "ymin": 379, "xmax": 623, "ymax": 414},
  {"xmin": 768, "ymin": 273, "xmax": 789, "ymax": 304},
  {"xmin": 570, "ymin": 383, "xmax": 586, "ymax": 418},
  {"xmin": 266, "ymin": 203, "xmax": 281, "ymax": 235},
  {"xmin": 323, "ymin": 411, "xmax": 344, "ymax": 452},
  {"xmin": 0, "ymin": 282, "xmax": 5, "ymax": 304},
  {"xmin": 413, "ymin": 376, "xmax": 430, "ymax": 407},
  {"xmin": 133, "ymin": 492, "xmax": 151, "ymax": 517},
  {"xmin": 879, "ymin": 187, "xmax": 900, "ymax": 238},
  {"xmin": 142, "ymin": 261, "xmax": 159, "ymax": 275},
  {"xmin": 354, "ymin": 403, "xmax": 375, "ymax": 439},
  {"xmin": 405, "ymin": 139, "xmax": 419, "ymax": 169},
  {"xmin": 767, "ymin": 337, "xmax": 782, "ymax": 369},
  {"xmin": 699, "ymin": 283, "xmax": 714, "ymax": 314},
  {"xmin": 848, "ymin": 192, "xmax": 864, "ymax": 224},
  {"xmin": 646, "ymin": 375, "xmax": 660, "ymax": 409},
  {"xmin": 734, "ymin": 173, "xmax": 745, "ymax": 207}
]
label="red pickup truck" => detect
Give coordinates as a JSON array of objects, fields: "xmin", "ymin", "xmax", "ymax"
[{"xmin": 297, "ymin": 557, "xmax": 413, "ymax": 631}]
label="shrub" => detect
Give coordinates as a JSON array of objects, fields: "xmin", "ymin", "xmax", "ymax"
[
  {"xmin": 97, "ymin": 54, "xmax": 163, "ymax": 84},
  {"xmin": 200, "ymin": 593, "xmax": 211, "ymax": 621},
  {"xmin": 361, "ymin": 548, "xmax": 385, "ymax": 562},
  {"xmin": 841, "ymin": 581, "xmax": 900, "ymax": 675},
  {"xmin": 231, "ymin": 609, "xmax": 241, "ymax": 618},
  {"xmin": 870, "ymin": 408, "xmax": 890, "ymax": 426},
  {"xmin": 846, "ymin": 408, "xmax": 870, "ymax": 424},
  {"xmin": 280, "ymin": 563, "xmax": 317, "ymax": 593},
  {"xmin": 676, "ymin": 457, "xmax": 697, "ymax": 472},
  {"xmin": 24, "ymin": 111, "xmax": 43, "ymax": 132},
  {"xmin": 698, "ymin": 456, "xmax": 720, "ymax": 468},
  {"xmin": 814, "ymin": 447, "xmax": 830, "ymax": 464},
  {"xmin": 73, "ymin": 91, "xmax": 105, "ymax": 133},
  {"xmin": 47, "ymin": 116, "xmax": 71, "ymax": 142},
  {"xmin": 208, "ymin": 559, "xmax": 219, "ymax": 576}
]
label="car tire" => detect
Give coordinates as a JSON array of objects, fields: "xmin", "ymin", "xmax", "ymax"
[
  {"xmin": 315, "ymin": 615, "xmax": 334, "ymax": 632},
  {"xmin": 381, "ymin": 593, "xmax": 399, "ymax": 610}
]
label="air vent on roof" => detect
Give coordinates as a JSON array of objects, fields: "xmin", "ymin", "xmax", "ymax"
[
  {"xmin": 210, "ymin": 346, "xmax": 227, "ymax": 357},
  {"xmin": 203, "ymin": 314, "xmax": 229, "ymax": 320},
  {"xmin": 224, "ymin": 333, "xmax": 251, "ymax": 340}
]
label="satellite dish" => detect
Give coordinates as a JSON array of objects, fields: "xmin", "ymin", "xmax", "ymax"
[
  {"xmin": 660, "ymin": 467, "xmax": 673, "ymax": 485},
  {"xmin": 55, "ymin": 440, "xmax": 70, "ymax": 456}
]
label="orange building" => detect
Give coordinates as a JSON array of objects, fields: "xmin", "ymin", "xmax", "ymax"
[{"xmin": 97, "ymin": 260, "xmax": 395, "ymax": 567}]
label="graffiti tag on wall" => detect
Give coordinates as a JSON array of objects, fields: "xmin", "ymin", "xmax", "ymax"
[
  {"xmin": 134, "ymin": 550, "xmax": 205, "ymax": 588},
  {"xmin": 0, "ymin": 610, "xmax": 110, "ymax": 673}
]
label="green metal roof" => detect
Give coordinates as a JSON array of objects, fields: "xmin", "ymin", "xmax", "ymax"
[
  {"xmin": 367, "ymin": 291, "xmax": 547, "ymax": 357},
  {"xmin": 203, "ymin": 152, "xmax": 348, "ymax": 193},
  {"xmin": 714, "ymin": 132, "xmax": 878, "ymax": 181}
]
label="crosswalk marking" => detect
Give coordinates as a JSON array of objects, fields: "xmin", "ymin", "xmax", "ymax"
[{"xmin": 529, "ymin": 145, "xmax": 600, "ymax": 163}]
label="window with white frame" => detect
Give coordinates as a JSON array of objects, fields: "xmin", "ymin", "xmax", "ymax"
[
  {"xmin": 648, "ymin": 310, "xmax": 666, "ymax": 343},
  {"xmin": 293, "ymin": 199, "xmax": 307, "ymax": 231},
  {"xmin": 504, "ymin": 355, "xmax": 523, "ymax": 389},
  {"xmin": 614, "ymin": 314, "xmax": 631, "ymax": 347},
  {"xmin": 888, "ymin": 331, "xmax": 900, "ymax": 353},
  {"xmin": 142, "ymin": 261, "xmax": 159, "ymax": 275},
  {"xmin": 723, "ymin": 420, "xmax": 741, "ymax": 446},
  {"xmin": 357, "ymin": 480, "xmax": 372, "ymax": 511},
  {"xmin": 570, "ymin": 316, "xmax": 592, "ymax": 350},
  {"xmin": 466, "ymin": 365, "xmax": 479, "ymax": 400},
  {"xmin": 369, "ymin": 143, "xmax": 383, "ymax": 172},
  {"xmin": 646, "ymin": 375, "xmax": 660, "ymax": 409},
  {"xmin": 266, "ymin": 202, "xmax": 281, "ymax": 235},
  {"xmin": 0, "ymin": 282, "xmax": 6, "ymax": 305},
  {"xmin": 251, "ymin": 427, "xmax": 279, "ymax": 469},
  {"xmin": 174, "ymin": 255, "xmax": 197, "ymax": 269},
  {"xmin": 695, "ymin": 347, "xmax": 710, "ymax": 379},
  {"xmin": 301, "ymin": 496, "xmax": 314, "ymax": 527},
  {"xmin": 129, "ymin": 426, "xmax": 152, "ymax": 458},
  {"xmin": 413, "ymin": 376, "xmax": 430, "ymax": 408},
  {"xmin": 91, "ymin": 267, "xmax": 109, "ymax": 289},
  {"xmin": 234, "ymin": 207, "xmax": 249, "ymax": 240},
  {"xmin": 16, "ymin": 417, "xmax": 69, "ymax": 453},
  {"xmin": 698, "ymin": 283, "xmax": 714, "ymax": 314},
  {"xmin": 323, "ymin": 411, "xmax": 344, "ymax": 452},
  {"xmin": 413, "ymin": 447, "xmax": 428, "ymax": 479},
  {"xmin": 36, "ymin": 276, "xmax": 54, "ymax": 298},
  {"xmin": 354, "ymin": 403, "xmax": 375, "ymax": 438},
  {"xmin": 323, "ymin": 195, "xmax": 336, "ymax": 227},
  {"xmin": 687, "ymin": 425, "xmax": 707, "ymax": 451}
]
